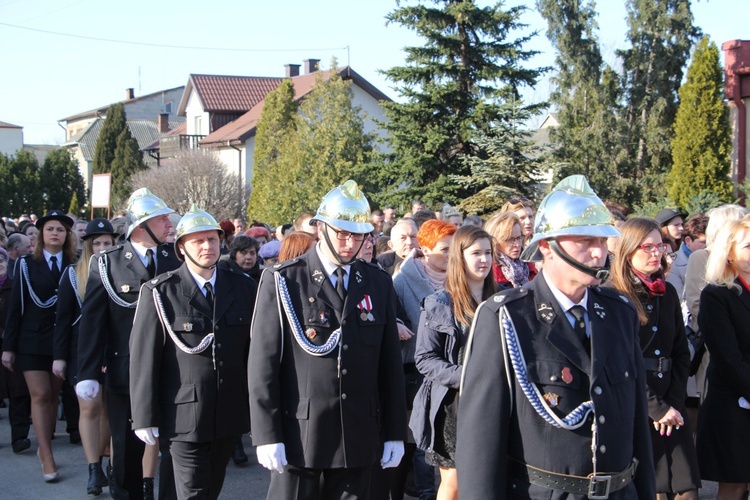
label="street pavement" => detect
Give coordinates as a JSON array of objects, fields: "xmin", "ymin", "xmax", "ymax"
[{"xmin": 0, "ymin": 403, "xmax": 719, "ymax": 498}]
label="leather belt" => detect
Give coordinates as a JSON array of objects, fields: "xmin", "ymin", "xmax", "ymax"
[
  {"xmin": 643, "ymin": 356, "xmax": 671, "ymax": 373},
  {"xmin": 509, "ymin": 458, "xmax": 638, "ymax": 499}
]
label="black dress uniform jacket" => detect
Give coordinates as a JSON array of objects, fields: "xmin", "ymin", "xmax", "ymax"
[
  {"xmin": 456, "ymin": 272, "xmax": 655, "ymax": 499},
  {"xmin": 248, "ymin": 249, "xmax": 407, "ymax": 469},
  {"xmin": 78, "ymin": 241, "xmax": 181, "ymax": 392},
  {"xmin": 53, "ymin": 265, "xmax": 84, "ymax": 384},
  {"xmin": 130, "ymin": 263, "xmax": 256, "ymax": 442},
  {"xmin": 4, "ymin": 254, "xmax": 71, "ymax": 357}
]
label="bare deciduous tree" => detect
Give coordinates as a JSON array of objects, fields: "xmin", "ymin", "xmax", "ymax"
[{"xmin": 130, "ymin": 149, "xmax": 247, "ymax": 220}]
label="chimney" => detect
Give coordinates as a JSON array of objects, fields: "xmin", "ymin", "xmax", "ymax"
[
  {"xmin": 125, "ymin": 88, "xmax": 135, "ymax": 100},
  {"xmin": 303, "ymin": 59, "xmax": 320, "ymax": 75},
  {"xmin": 157, "ymin": 113, "xmax": 169, "ymax": 133},
  {"xmin": 284, "ymin": 64, "xmax": 301, "ymax": 78}
]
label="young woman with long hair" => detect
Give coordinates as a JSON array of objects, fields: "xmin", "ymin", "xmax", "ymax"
[
  {"xmin": 53, "ymin": 218, "xmax": 116, "ymax": 495},
  {"xmin": 696, "ymin": 216, "xmax": 750, "ymax": 499},
  {"xmin": 2, "ymin": 210, "xmax": 77, "ymax": 482},
  {"xmin": 410, "ymin": 225, "xmax": 496, "ymax": 500},
  {"xmin": 609, "ymin": 217, "xmax": 700, "ymax": 499},
  {"xmin": 500, "ymin": 196, "xmax": 535, "ymax": 245}
]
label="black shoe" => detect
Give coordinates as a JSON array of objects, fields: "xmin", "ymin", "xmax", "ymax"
[
  {"xmin": 232, "ymin": 438, "xmax": 249, "ymax": 465},
  {"xmin": 11, "ymin": 438, "xmax": 31, "ymax": 454},
  {"xmin": 96, "ymin": 458, "xmax": 109, "ymax": 488},
  {"xmin": 70, "ymin": 430, "xmax": 82, "ymax": 444},
  {"xmin": 143, "ymin": 477, "xmax": 154, "ymax": 500},
  {"xmin": 108, "ymin": 462, "xmax": 117, "ymax": 499},
  {"xmin": 87, "ymin": 462, "xmax": 104, "ymax": 496}
]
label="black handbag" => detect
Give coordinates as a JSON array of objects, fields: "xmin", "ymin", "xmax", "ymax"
[{"xmin": 685, "ymin": 324, "xmax": 705, "ymax": 376}]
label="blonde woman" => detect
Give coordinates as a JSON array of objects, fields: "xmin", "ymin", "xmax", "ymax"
[
  {"xmin": 696, "ymin": 216, "xmax": 750, "ymax": 499},
  {"xmin": 485, "ymin": 212, "xmax": 537, "ymax": 289}
]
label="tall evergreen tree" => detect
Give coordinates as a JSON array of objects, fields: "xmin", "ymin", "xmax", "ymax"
[
  {"xmin": 40, "ymin": 148, "xmax": 86, "ymax": 214},
  {"xmin": 454, "ymin": 94, "xmax": 547, "ymax": 215},
  {"xmin": 3, "ymin": 150, "xmax": 43, "ymax": 215},
  {"xmin": 380, "ymin": 0, "xmax": 544, "ymax": 207},
  {"xmin": 667, "ymin": 37, "xmax": 733, "ymax": 208},
  {"xmin": 537, "ymin": 0, "xmax": 633, "ymax": 204},
  {"xmin": 110, "ymin": 128, "xmax": 147, "ymax": 208},
  {"xmin": 93, "ymin": 103, "xmax": 127, "ymax": 174},
  {"xmin": 247, "ymin": 80, "xmax": 299, "ymax": 224},
  {"xmin": 619, "ymin": 0, "xmax": 700, "ymax": 204}
]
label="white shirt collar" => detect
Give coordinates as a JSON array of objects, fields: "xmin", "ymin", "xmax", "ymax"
[
  {"xmin": 543, "ymin": 272, "xmax": 588, "ymax": 313},
  {"xmin": 129, "ymin": 240, "xmax": 156, "ymax": 267},
  {"xmin": 187, "ymin": 266, "xmax": 216, "ymax": 296},
  {"xmin": 315, "ymin": 243, "xmax": 351, "ymax": 278},
  {"xmin": 42, "ymin": 248, "xmax": 63, "ymax": 265}
]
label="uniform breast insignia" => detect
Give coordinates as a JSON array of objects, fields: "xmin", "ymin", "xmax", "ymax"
[
  {"xmin": 125, "ymin": 251, "xmax": 133, "ymax": 260},
  {"xmin": 312, "ymin": 269, "xmax": 325, "ymax": 285},
  {"xmin": 121, "ymin": 284, "xmax": 131, "ymax": 293},
  {"xmin": 561, "ymin": 367, "xmax": 573, "ymax": 384},
  {"xmin": 538, "ymin": 303, "xmax": 555, "ymax": 323},
  {"xmin": 308, "ymin": 297, "xmax": 315, "ymax": 303},
  {"xmin": 593, "ymin": 302, "xmax": 606, "ymax": 319},
  {"xmin": 318, "ymin": 311, "xmax": 329, "ymax": 325},
  {"xmin": 161, "ymin": 249, "xmax": 168, "ymax": 258},
  {"xmin": 305, "ymin": 328, "xmax": 317, "ymax": 340},
  {"xmin": 354, "ymin": 270, "xmax": 363, "ymax": 284},
  {"xmin": 183, "ymin": 323, "xmax": 193, "ymax": 332},
  {"xmin": 544, "ymin": 392, "xmax": 560, "ymax": 407},
  {"xmin": 358, "ymin": 295, "xmax": 374, "ymax": 321}
]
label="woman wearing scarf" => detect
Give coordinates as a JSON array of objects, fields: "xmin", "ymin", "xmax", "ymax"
[
  {"xmin": 485, "ymin": 211, "xmax": 537, "ymax": 290},
  {"xmin": 609, "ymin": 218, "xmax": 700, "ymax": 500}
]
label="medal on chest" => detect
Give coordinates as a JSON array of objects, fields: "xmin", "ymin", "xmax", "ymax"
[{"xmin": 357, "ymin": 295, "xmax": 374, "ymax": 321}]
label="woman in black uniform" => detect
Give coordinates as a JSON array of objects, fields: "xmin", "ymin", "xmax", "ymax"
[{"xmin": 2, "ymin": 210, "xmax": 76, "ymax": 482}]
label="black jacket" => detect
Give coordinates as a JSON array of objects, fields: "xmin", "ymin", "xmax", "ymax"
[
  {"xmin": 77, "ymin": 241, "xmax": 180, "ymax": 393},
  {"xmin": 248, "ymin": 248, "xmax": 407, "ymax": 469},
  {"xmin": 130, "ymin": 263, "xmax": 256, "ymax": 442},
  {"xmin": 456, "ymin": 272, "xmax": 655, "ymax": 499}
]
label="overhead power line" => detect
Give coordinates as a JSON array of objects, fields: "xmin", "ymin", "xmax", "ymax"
[{"xmin": 0, "ymin": 21, "xmax": 346, "ymax": 53}]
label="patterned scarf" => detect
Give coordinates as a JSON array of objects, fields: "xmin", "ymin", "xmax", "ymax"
[
  {"xmin": 633, "ymin": 269, "xmax": 666, "ymax": 297},
  {"xmin": 498, "ymin": 253, "xmax": 530, "ymax": 288}
]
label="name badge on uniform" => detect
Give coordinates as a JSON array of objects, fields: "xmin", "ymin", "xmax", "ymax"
[{"xmin": 358, "ymin": 295, "xmax": 374, "ymax": 321}]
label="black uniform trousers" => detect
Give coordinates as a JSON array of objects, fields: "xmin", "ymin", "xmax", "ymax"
[
  {"xmin": 8, "ymin": 393, "xmax": 31, "ymax": 443},
  {"xmin": 268, "ymin": 464, "xmax": 373, "ymax": 500},
  {"xmin": 167, "ymin": 436, "xmax": 234, "ymax": 500}
]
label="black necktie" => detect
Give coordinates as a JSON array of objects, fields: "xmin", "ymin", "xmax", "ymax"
[
  {"xmin": 569, "ymin": 305, "xmax": 590, "ymax": 354},
  {"xmin": 204, "ymin": 282, "xmax": 214, "ymax": 308},
  {"xmin": 146, "ymin": 249, "xmax": 155, "ymax": 279},
  {"xmin": 49, "ymin": 256, "xmax": 61, "ymax": 283},
  {"xmin": 335, "ymin": 267, "xmax": 347, "ymax": 302}
]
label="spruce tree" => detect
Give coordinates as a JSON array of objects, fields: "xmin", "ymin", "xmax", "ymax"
[
  {"xmin": 5, "ymin": 150, "xmax": 43, "ymax": 215},
  {"xmin": 247, "ymin": 80, "xmax": 299, "ymax": 224},
  {"xmin": 40, "ymin": 148, "xmax": 86, "ymax": 213},
  {"xmin": 619, "ymin": 0, "xmax": 700, "ymax": 204},
  {"xmin": 537, "ymin": 0, "xmax": 633, "ymax": 205},
  {"xmin": 93, "ymin": 103, "xmax": 127, "ymax": 174},
  {"xmin": 667, "ymin": 37, "xmax": 733, "ymax": 208},
  {"xmin": 110, "ymin": 128, "xmax": 147, "ymax": 209},
  {"xmin": 380, "ymin": 0, "xmax": 544, "ymax": 207}
]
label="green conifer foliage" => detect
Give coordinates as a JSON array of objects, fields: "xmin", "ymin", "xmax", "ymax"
[
  {"xmin": 40, "ymin": 148, "xmax": 86, "ymax": 213},
  {"xmin": 110, "ymin": 128, "xmax": 147, "ymax": 209},
  {"xmin": 93, "ymin": 103, "xmax": 126, "ymax": 174},
  {"xmin": 667, "ymin": 36, "xmax": 733, "ymax": 208}
]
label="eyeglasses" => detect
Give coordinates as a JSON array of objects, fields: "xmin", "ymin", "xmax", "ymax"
[
  {"xmin": 638, "ymin": 243, "xmax": 669, "ymax": 254},
  {"xmin": 504, "ymin": 235, "xmax": 524, "ymax": 246},
  {"xmin": 329, "ymin": 226, "xmax": 365, "ymax": 242},
  {"xmin": 508, "ymin": 197, "xmax": 530, "ymax": 205}
]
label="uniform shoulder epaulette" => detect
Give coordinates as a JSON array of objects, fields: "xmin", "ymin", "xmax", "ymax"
[
  {"xmin": 483, "ymin": 286, "xmax": 530, "ymax": 312},
  {"xmin": 362, "ymin": 260, "xmax": 388, "ymax": 273},
  {"xmin": 143, "ymin": 270, "xmax": 177, "ymax": 288},
  {"xmin": 271, "ymin": 258, "xmax": 301, "ymax": 272},
  {"xmin": 593, "ymin": 285, "xmax": 636, "ymax": 309},
  {"xmin": 100, "ymin": 244, "xmax": 123, "ymax": 256}
]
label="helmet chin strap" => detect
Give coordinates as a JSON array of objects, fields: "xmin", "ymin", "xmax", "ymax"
[
  {"xmin": 180, "ymin": 245, "xmax": 219, "ymax": 270},
  {"xmin": 548, "ymin": 239, "xmax": 611, "ymax": 283},
  {"xmin": 139, "ymin": 221, "xmax": 165, "ymax": 247},
  {"xmin": 321, "ymin": 223, "xmax": 365, "ymax": 266}
]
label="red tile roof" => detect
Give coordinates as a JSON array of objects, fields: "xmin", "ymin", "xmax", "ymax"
[
  {"xmin": 182, "ymin": 75, "xmax": 284, "ymax": 114},
  {"xmin": 200, "ymin": 67, "xmax": 391, "ymax": 147}
]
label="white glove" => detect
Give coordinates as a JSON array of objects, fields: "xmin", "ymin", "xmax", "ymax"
[
  {"xmin": 256, "ymin": 443, "xmax": 287, "ymax": 473},
  {"xmin": 135, "ymin": 427, "xmax": 159, "ymax": 446},
  {"xmin": 75, "ymin": 379, "xmax": 100, "ymax": 401},
  {"xmin": 380, "ymin": 440, "xmax": 405, "ymax": 469}
]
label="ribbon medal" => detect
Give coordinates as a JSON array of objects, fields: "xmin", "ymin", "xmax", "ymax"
[
  {"xmin": 544, "ymin": 392, "xmax": 559, "ymax": 407},
  {"xmin": 358, "ymin": 295, "xmax": 374, "ymax": 321}
]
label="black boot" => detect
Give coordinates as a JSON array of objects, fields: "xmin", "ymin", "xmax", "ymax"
[
  {"xmin": 87, "ymin": 462, "xmax": 105, "ymax": 496},
  {"xmin": 143, "ymin": 477, "xmax": 155, "ymax": 500},
  {"xmin": 232, "ymin": 437, "xmax": 248, "ymax": 465}
]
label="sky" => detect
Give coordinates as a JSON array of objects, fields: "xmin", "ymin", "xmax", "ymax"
[{"xmin": 0, "ymin": 0, "xmax": 746, "ymax": 145}]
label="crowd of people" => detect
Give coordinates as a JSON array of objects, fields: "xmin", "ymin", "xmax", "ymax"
[{"xmin": 0, "ymin": 176, "xmax": 749, "ymax": 500}]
